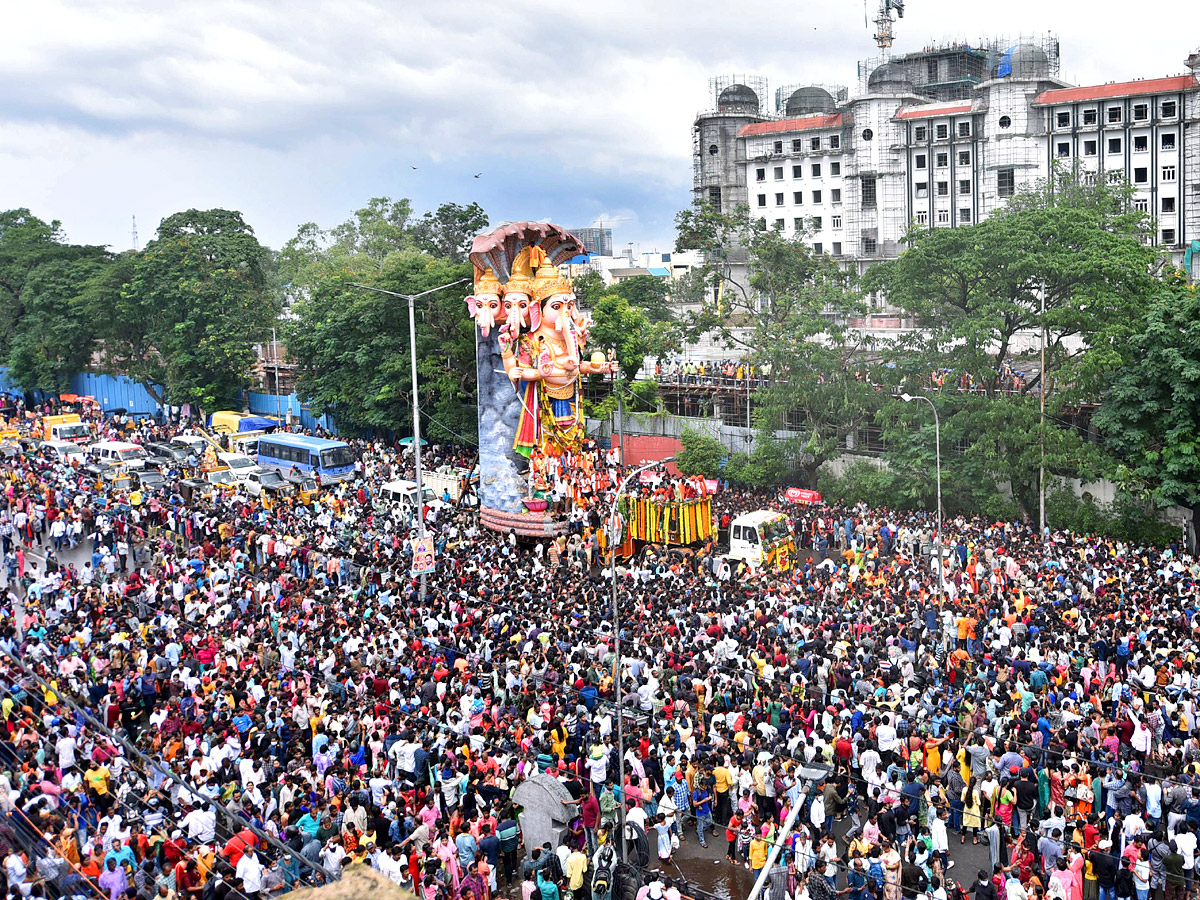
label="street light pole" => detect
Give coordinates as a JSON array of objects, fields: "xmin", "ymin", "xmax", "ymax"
[
  {"xmin": 347, "ymin": 279, "xmax": 468, "ymax": 601},
  {"xmin": 900, "ymin": 393, "xmax": 943, "ymax": 620},
  {"xmin": 608, "ymin": 455, "xmax": 675, "ymax": 863}
]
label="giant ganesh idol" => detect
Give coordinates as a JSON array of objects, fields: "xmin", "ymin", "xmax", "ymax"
[{"xmin": 466, "ymin": 223, "xmax": 616, "ymax": 536}]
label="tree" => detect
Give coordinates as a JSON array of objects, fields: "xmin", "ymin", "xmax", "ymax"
[
  {"xmin": 676, "ymin": 428, "xmax": 727, "ymax": 479},
  {"xmin": 864, "ymin": 177, "xmax": 1157, "ymax": 517},
  {"xmin": 676, "ymin": 202, "xmax": 873, "ymax": 486},
  {"xmin": 328, "ymin": 197, "xmax": 414, "ymax": 271},
  {"xmin": 104, "ymin": 209, "xmax": 277, "ymax": 410},
  {"xmin": 587, "ymin": 294, "xmax": 651, "ymax": 381},
  {"xmin": 571, "ymin": 270, "xmax": 606, "ymax": 308},
  {"xmin": 411, "ymin": 202, "xmax": 489, "ymax": 264},
  {"xmin": 0, "ymin": 209, "xmax": 107, "ymax": 358},
  {"xmin": 1093, "ymin": 273, "xmax": 1200, "ymax": 542},
  {"xmin": 284, "ymin": 208, "xmax": 476, "ymax": 440},
  {"xmin": 612, "ymin": 274, "xmax": 673, "ymax": 323},
  {"xmin": 7, "ymin": 256, "xmax": 108, "ymax": 392}
]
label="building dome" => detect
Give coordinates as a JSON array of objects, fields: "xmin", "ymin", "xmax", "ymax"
[
  {"xmin": 867, "ymin": 62, "xmax": 912, "ymax": 94},
  {"xmin": 997, "ymin": 43, "xmax": 1050, "ymax": 79},
  {"xmin": 784, "ymin": 86, "xmax": 836, "ymax": 117},
  {"xmin": 717, "ymin": 83, "xmax": 760, "ymax": 113}
]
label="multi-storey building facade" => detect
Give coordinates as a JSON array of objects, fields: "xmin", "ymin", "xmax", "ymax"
[{"xmin": 692, "ymin": 41, "xmax": 1200, "ymax": 294}]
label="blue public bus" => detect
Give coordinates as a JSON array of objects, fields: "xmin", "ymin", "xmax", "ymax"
[{"xmin": 254, "ymin": 434, "xmax": 356, "ymax": 483}]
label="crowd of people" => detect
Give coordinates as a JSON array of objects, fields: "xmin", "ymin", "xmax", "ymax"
[{"xmin": 1, "ymin": 412, "xmax": 1198, "ymax": 900}]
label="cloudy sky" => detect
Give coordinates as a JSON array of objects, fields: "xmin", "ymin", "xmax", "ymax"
[{"xmin": 2, "ymin": 0, "xmax": 1195, "ymax": 254}]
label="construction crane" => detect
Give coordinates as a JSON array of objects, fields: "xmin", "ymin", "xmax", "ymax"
[{"xmin": 869, "ymin": 0, "xmax": 905, "ymax": 51}]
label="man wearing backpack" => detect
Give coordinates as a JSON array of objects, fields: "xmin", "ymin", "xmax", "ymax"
[{"xmin": 590, "ymin": 845, "xmax": 613, "ymax": 900}]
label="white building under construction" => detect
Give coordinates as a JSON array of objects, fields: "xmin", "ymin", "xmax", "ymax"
[{"xmin": 692, "ymin": 39, "xmax": 1200, "ymax": 319}]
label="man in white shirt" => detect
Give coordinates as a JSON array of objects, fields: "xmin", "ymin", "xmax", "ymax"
[{"xmin": 235, "ymin": 848, "xmax": 264, "ymax": 898}]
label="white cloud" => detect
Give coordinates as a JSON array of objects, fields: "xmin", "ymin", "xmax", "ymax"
[{"xmin": 0, "ymin": 0, "xmax": 1195, "ymax": 249}]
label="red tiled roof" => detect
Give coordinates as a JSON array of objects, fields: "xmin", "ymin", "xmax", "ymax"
[
  {"xmin": 1034, "ymin": 75, "xmax": 1197, "ymax": 105},
  {"xmin": 895, "ymin": 102, "xmax": 973, "ymax": 120},
  {"xmin": 737, "ymin": 114, "xmax": 842, "ymax": 137}
]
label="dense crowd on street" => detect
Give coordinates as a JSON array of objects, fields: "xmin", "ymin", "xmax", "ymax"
[{"xmin": 1, "ymin": 411, "xmax": 1198, "ymax": 900}]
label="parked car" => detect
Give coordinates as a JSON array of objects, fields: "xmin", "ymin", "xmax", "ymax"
[
  {"xmin": 245, "ymin": 469, "xmax": 295, "ymax": 498},
  {"xmin": 145, "ymin": 441, "xmax": 188, "ymax": 465}
]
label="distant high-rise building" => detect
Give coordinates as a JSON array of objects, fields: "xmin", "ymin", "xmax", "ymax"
[{"xmin": 568, "ymin": 227, "xmax": 614, "ymax": 256}]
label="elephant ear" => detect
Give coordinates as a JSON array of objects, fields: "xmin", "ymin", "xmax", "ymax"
[
  {"xmin": 528, "ymin": 299, "xmax": 541, "ymax": 331},
  {"xmin": 465, "ymin": 296, "xmax": 479, "ymax": 318}
]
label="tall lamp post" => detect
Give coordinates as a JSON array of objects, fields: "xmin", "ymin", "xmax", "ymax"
[
  {"xmin": 347, "ymin": 279, "xmax": 468, "ymax": 600},
  {"xmin": 899, "ymin": 393, "xmax": 944, "ymax": 618},
  {"xmin": 608, "ymin": 455, "xmax": 675, "ymax": 862}
]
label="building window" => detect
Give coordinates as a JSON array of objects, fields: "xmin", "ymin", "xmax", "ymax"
[
  {"xmin": 1083, "ymin": 140, "xmax": 1097, "ymax": 156},
  {"xmin": 862, "ymin": 237, "xmax": 877, "ymax": 255},
  {"xmin": 1134, "ymin": 136, "xmax": 1148, "ymax": 152},
  {"xmin": 1163, "ymin": 197, "xmax": 1175, "ymax": 213},
  {"xmin": 831, "ymin": 188, "xmax": 841, "ymax": 203},
  {"xmin": 811, "ymin": 137, "xmax": 821, "ymax": 151},
  {"xmin": 793, "ymin": 192, "xmax": 803, "ymax": 204},
  {"xmin": 1163, "ymin": 165, "xmax": 1177, "ymax": 181},
  {"xmin": 862, "ymin": 128, "xmax": 874, "ymax": 141},
  {"xmin": 960, "ymin": 208, "xmax": 972, "ymax": 222},
  {"xmin": 760, "ymin": 218, "xmax": 767, "ymax": 228},
  {"xmin": 757, "ymin": 194, "xmax": 767, "ymax": 207},
  {"xmin": 1162, "ymin": 100, "xmax": 1177, "ymax": 118},
  {"xmin": 830, "ymin": 162, "xmax": 841, "ymax": 176},
  {"xmin": 774, "ymin": 218, "xmax": 785, "ymax": 230},
  {"xmin": 1057, "ymin": 111, "xmax": 1071, "ymax": 128},
  {"xmin": 1133, "ymin": 103, "xmax": 1148, "ymax": 121},
  {"xmin": 811, "ymin": 217, "xmax": 822, "ymax": 229},
  {"xmin": 708, "ymin": 186, "xmax": 721, "ymax": 206},
  {"xmin": 1083, "ymin": 108, "xmax": 1097, "ymax": 125},
  {"xmin": 1107, "ymin": 138, "xmax": 1122, "ymax": 154},
  {"xmin": 812, "ymin": 163, "xmax": 822, "ymax": 177},
  {"xmin": 756, "ymin": 168, "xmax": 765, "ymax": 182},
  {"xmin": 915, "ymin": 125, "xmax": 927, "ymax": 141},
  {"xmin": 775, "ymin": 193, "xmax": 785, "ymax": 206},
  {"xmin": 794, "ymin": 217, "xmax": 804, "ymax": 230},
  {"xmin": 936, "ymin": 152, "xmax": 948, "ymax": 167},
  {"xmin": 774, "ymin": 140, "xmax": 783, "ymax": 153},
  {"xmin": 1163, "ymin": 228, "xmax": 1176, "ymax": 245},
  {"xmin": 793, "ymin": 165, "xmax": 803, "ymax": 178},
  {"xmin": 708, "ymin": 144, "xmax": 718, "ymax": 155},
  {"xmin": 936, "ymin": 123, "xmax": 948, "ymax": 140},
  {"xmin": 916, "ymin": 182, "xmax": 929, "ymax": 198},
  {"xmin": 915, "ymin": 210, "xmax": 929, "ymax": 225},
  {"xmin": 1134, "ymin": 167, "xmax": 1148, "ymax": 183},
  {"xmin": 773, "ymin": 166, "xmax": 784, "ymax": 179},
  {"xmin": 813, "ymin": 242, "xmax": 822, "ymax": 254},
  {"xmin": 959, "ymin": 179, "xmax": 971, "ymax": 195},
  {"xmin": 792, "ymin": 139, "xmax": 803, "ymax": 152},
  {"xmin": 812, "ymin": 190, "xmax": 822, "ymax": 204},
  {"xmin": 998, "ymin": 167, "xmax": 1015, "ymax": 198},
  {"xmin": 832, "ymin": 242, "xmax": 842, "ymax": 255},
  {"xmin": 1107, "ymin": 106, "xmax": 1122, "ymax": 123},
  {"xmin": 915, "ymin": 154, "xmax": 927, "ymax": 169},
  {"xmin": 832, "ymin": 215, "xmax": 842, "ymax": 229},
  {"xmin": 937, "ymin": 209, "xmax": 950, "ymax": 224},
  {"xmin": 861, "ymin": 176, "xmax": 877, "ymax": 208},
  {"xmin": 958, "ymin": 121, "xmax": 971, "ymax": 137},
  {"xmin": 998, "ymin": 115, "xmax": 1011, "ymax": 129},
  {"xmin": 1107, "ymin": 170, "xmax": 1123, "ymax": 184},
  {"xmin": 958, "ymin": 150, "xmax": 970, "ymax": 165},
  {"xmin": 1057, "ymin": 142, "xmax": 1070, "ymax": 158},
  {"xmin": 937, "ymin": 181, "xmax": 949, "ymax": 196},
  {"xmin": 1134, "ymin": 199, "xmax": 1148, "ymax": 212},
  {"xmin": 830, "ymin": 135, "xmax": 841, "ymax": 149},
  {"xmin": 1162, "ymin": 133, "xmax": 1176, "ymax": 150},
  {"xmin": 1082, "ymin": 172, "xmax": 1097, "ymax": 186}
]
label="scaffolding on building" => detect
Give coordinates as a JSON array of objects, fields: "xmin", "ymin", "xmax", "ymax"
[
  {"xmin": 773, "ymin": 83, "xmax": 849, "ymax": 116},
  {"xmin": 707, "ymin": 74, "xmax": 769, "ymax": 116},
  {"xmin": 856, "ymin": 34, "xmax": 1061, "ymax": 100}
]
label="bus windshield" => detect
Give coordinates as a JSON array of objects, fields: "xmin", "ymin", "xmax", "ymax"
[
  {"xmin": 60, "ymin": 424, "xmax": 90, "ymax": 439},
  {"xmin": 320, "ymin": 447, "xmax": 355, "ymax": 469}
]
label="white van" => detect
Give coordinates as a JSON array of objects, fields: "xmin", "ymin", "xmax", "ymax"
[
  {"xmin": 217, "ymin": 453, "xmax": 258, "ymax": 483},
  {"xmin": 727, "ymin": 510, "xmax": 794, "ymax": 573},
  {"xmin": 43, "ymin": 440, "xmax": 86, "ymax": 464},
  {"xmin": 379, "ymin": 479, "xmax": 442, "ymax": 518},
  {"xmin": 89, "ymin": 440, "xmax": 149, "ymax": 470}
]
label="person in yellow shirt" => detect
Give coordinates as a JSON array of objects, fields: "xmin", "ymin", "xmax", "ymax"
[
  {"xmin": 748, "ymin": 833, "xmax": 769, "ymax": 879},
  {"xmin": 713, "ymin": 763, "xmax": 734, "ymax": 825},
  {"xmin": 84, "ymin": 759, "xmax": 112, "ymax": 811}
]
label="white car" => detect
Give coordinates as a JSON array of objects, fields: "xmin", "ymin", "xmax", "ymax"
[
  {"xmin": 217, "ymin": 453, "xmax": 258, "ymax": 483},
  {"xmin": 245, "ymin": 469, "xmax": 295, "ymax": 498}
]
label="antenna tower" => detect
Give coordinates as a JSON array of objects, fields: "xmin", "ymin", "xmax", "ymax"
[{"xmin": 131, "ymin": 215, "xmax": 139, "ymax": 251}]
